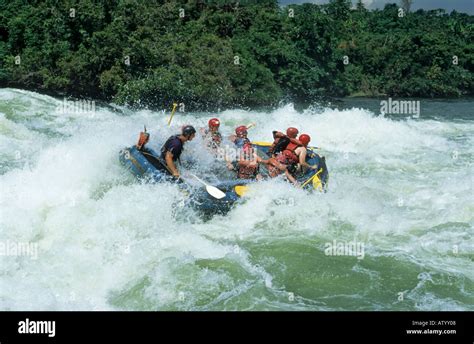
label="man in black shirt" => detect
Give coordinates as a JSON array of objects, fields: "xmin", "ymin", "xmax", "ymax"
[{"xmin": 160, "ymin": 125, "xmax": 196, "ymax": 178}]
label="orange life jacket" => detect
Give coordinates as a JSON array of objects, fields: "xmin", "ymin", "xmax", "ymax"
[
  {"xmin": 280, "ymin": 142, "xmax": 299, "ymax": 164},
  {"xmin": 237, "ymin": 145, "xmax": 258, "ymax": 179},
  {"xmin": 204, "ymin": 129, "xmax": 222, "ymax": 145},
  {"xmin": 237, "ymin": 164, "xmax": 258, "ymax": 179},
  {"xmin": 137, "ymin": 131, "xmax": 150, "ymax": 150}
]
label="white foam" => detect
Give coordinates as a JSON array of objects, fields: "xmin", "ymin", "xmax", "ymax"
[{"xmin": 1, "ymin": 89, "xmax": 472, "ymax": 310}]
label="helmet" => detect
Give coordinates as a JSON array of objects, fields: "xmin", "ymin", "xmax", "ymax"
[
  {"xmin": 208, "ymin": 118, "xmax": 220, "ymax": 128},
  {"xmin": 235, "ymin": 125, "xmax": 248, "ymax": 137},
  {"xmin": 299, "ymin": 134, "xmax": 311, "ymax": 146},
  {"xmin": 286, "ymin": 127, "xmax": 299, "ymax": 138},
  {"xmin": 182, "ymin": 125, "xmax": 196, "ymax": 137}
]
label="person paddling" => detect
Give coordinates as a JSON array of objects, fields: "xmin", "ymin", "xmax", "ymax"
[
  {"xmin": 269, "ymin": 127, "xmax": 299, "ymax": 156},
  {"xmin": 236, "ymin": 142, "xmax": 268, "ymax": 180},
  {"xmin": 229, "ymin": 125, "xmax": 251, "ymax": 148},
  {"xmin": 226, "ymin": 125, "xmax": 251, "ymax": 171},
  {"xmin": 264, "ymin": 133, "xmax": 315, "ymax": 186},
  {"xmin": 200, "ymin": 117, "xmax": 222, "ymax": 150},
  {"xmin": 159, "ymin": 125, "xmax": 196, "ymax": 179},
  {"xmin": 292, "ymin": 134, "xmax": 316, "ymax": 172}
]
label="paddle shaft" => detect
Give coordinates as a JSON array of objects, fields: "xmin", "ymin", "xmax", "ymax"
[
  {"xmin": 141, "ymin": 151, "xmax": 225, "ymax": 199},
  {"xmin": 167, "ymin": 103, "xmax": 178, "ymax": 126}
]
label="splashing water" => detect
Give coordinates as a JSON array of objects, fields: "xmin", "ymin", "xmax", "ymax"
[{"xmin": 0, "ymin": 89, "xmax": 472, "ymax": 310}]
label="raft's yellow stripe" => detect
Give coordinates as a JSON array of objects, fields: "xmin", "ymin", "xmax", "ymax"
[{"xmin": 252, "ymin": 141, "xmax": 272, "ymax": 146}]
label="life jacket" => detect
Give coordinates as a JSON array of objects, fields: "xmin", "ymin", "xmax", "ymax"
[
  {"xmin": 237, "ymin": 144, "xmax": 258, "ymax": 179},
  {"xmin": 272, "ymin": 136, "xmax": 290, "ymax": 155},
  {"xmin": 211, "ymin": 131, "xmax": 222, "ymax": 144},
  {"xmin": 204, "ymin": 129, "xmax": 222, "ymax": 145},
  {"xmin": 237, "ymin": 164, "xmax": 258, "ymax": 179},
  {"xmin": 234, "ymin": 137, "xmax": 250, "ymax": 148},
  {"xmin": 280, "ymin": 142, "xmax": 299, "ymax": 165},
  {"xmin": 136, "ymin": 129, "xmax": 150, "ymax": 151}
]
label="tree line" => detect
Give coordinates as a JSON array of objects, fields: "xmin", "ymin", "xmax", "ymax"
[{"xmin": 0, "ymin": 0, "xmax": 472, "ymax": 110}]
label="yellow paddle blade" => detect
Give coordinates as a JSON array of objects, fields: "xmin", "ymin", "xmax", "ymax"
[
  {"xmin": 234, "ymin": 185, "xmax": 249, "ymax": 197},
  {"xmin": 312, "ymin": 175, "xmax": 323, "ymax": 191},
  {"xmin": 301, "ymin": 167, "xmax": 323, "ymax": 189}
]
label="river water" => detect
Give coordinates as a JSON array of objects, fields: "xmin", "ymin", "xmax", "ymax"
[{"xmin": 0, "ymin": 88, "xmax": 472, "ymax": 310}]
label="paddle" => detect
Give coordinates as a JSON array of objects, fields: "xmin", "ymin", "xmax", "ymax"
[
  {"xmin": 167, "ymin": 103, "xmax": 178, "ymax": 126},
  {"xmin": 142, "ymin": 151, "xmax": 226, "ymax": 199},
  {"xmin": 301, "ymin": 167, "xmax": 323, "ymax": 189},
  {"xmin": 187, "ymin": 173, "xmax": 226, "ymax": 200},
  {"xmin": 246, "ymin": 122, "xmax": 256, "ymax": 130},
  {"xmin": 252, "ymin": 141, "xmax": 320, "ymax": 151}
]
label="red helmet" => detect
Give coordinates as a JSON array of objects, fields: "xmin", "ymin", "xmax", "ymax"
[
  {"xmin": 299, "ymin": 134, "xmax": 311, "ymax": 146},
  {"xmin": 208, "ymin": 118, "xmax": 220, "ymax": 128},
  {"xmin": 286, "ymin": 127, "xmax": 299, "ymax": 138},
  {"xmin": 235, "ymin": 125, "xmax": 248, "ymax": 137}
]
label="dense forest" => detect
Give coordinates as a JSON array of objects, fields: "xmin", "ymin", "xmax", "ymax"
[{"xmin": 0, "ymin": 0, "xmax": 473, "ymax": 109}]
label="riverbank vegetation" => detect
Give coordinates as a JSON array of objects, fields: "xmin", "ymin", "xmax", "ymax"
[{"xmin": 1, "ymin": 0, "xmax": 472, "ymax": 109}]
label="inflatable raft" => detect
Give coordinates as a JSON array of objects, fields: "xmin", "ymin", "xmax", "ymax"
[
  {"xmin": 119, "ymin": 145, "xmax": 170, "ymax": 182},
  {"xmin": 119, "ymin": 142, "xmax": 328, "ymax": 216},
  {"xmin": 118, "ymin": 146, "xmax": 251, "ymax": 215}
]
